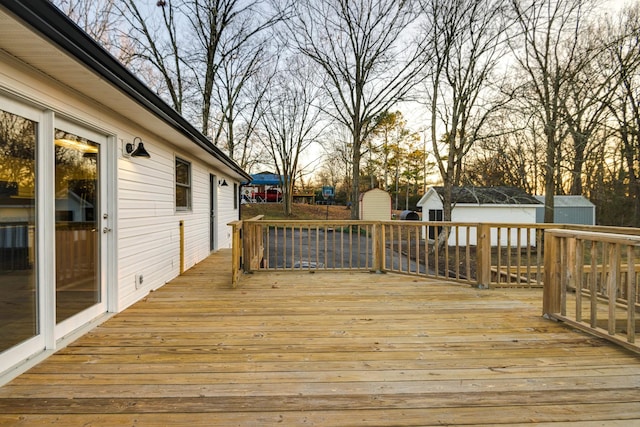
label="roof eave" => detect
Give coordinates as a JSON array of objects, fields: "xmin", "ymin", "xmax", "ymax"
[{"xmin": 0, "ymin": 0, "xmax": 250, "ymax": 182}]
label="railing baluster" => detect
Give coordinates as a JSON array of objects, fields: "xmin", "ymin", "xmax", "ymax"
[
  {"xmin": 424, "ymin": 224, "xmax": 429, "ymax": 276},
  {"xmin": 628, "ymin": 245, "xmax": 636, "ymax": 344},
  {"xmin": 455, "ymin": 225, "xmax": 460, "ymax": 280},
  {"xmin": 560, "ymin": 237, "xmax": 567, "ymax": 317},
  {"xmin": 516, "ymin": 227, "xmax": 522, "ymax": 285},
  {"xmin": 576, "ymin": 239, "xmax": 583, "ymax": 323},
  {"xmin": 434, "ymin": 225, "xmax": 440, "ymax": 278},
  {"xmin": 507, "ymin": 227, "xmax": 512, "ymax": 284},
  {"xmin": 590, "ymin": 240, "xmax": 598, "ymax": 329},
  {"xmin": 315, "ymin": 225, "xmax": 320, "ymax": 269},
  {"xmin": 444, "ymin": 225, "xmax": 449, "ymax": 278},
  {"xmin": 608, "ymin": 243, "xmax": 620, "ymax": 336},
  {"xmin": 466, "ymin": 226, "xmax": 471, "ymax": 284},
  {"xmin": 526, "ymin": 227, "xmax": 532, "ymax": 286},
  {"xmin": 497, "ymin": 227, "xmax": 502, "ymax": 285},
  {"xmin": 536, "ymin": 229, "xmax": 542, "ymax": 287},
  {"xmin": 415, "ymin": 224, "xmax": 420, "ymax": 275},
  {"xmin": 264, "ymin": 225, "xmax": 278, "ymax": 269}
]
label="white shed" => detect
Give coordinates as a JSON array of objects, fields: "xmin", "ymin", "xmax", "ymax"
[
  {"xmin": 416, "ymin": 186, "xmax": 542, "ymax": 246},
  {"xmin": 0, "ymin": 2, "xmax": 251, "ymax": 385},
  {"xmin": 359, "ymin": 188, "xmax": 391, "ymax": 221}
]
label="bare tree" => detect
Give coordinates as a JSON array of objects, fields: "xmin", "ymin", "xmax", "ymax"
[
  {"xmin": 605, "ymin": 3, "xmax": 640, "ymax": 225},
  {"xmin": 319, "ymin": 124, "xmax": 356, "ymax": 204},
  {"xmin": 421, "ymin": 0, "xmax": 511, "ymax": 222},
  {"xmin": 463, "ymin": 119, "xmax": 546, "ymax": 194},
  {"xmin": 257, "ymin": 55, "xmax": 323, "ymax": 216},
  {"xmin": 186, "ymin": 1, "xmax": 283, "ymax": 138},
  {"xmin": 53, "ymin": 0, "xmax": 122, "ymax": 56},
  {"xmin": 116, "ymin": 1, "xmax": 187, "ymax": 113},
  {"xmin": 115, "ymin": 0, "xmax": 282, "ymax": 162},
  {"xmin": 213, "ymin": 38, "xmax": 275, "ymax": 168},
  {"xmin": 509, "ymin": 0, "xmax": 596, "ymax": 222},
  {"xmin": 284, "ymin": 0, "xmax": 428, "ymax": 219}
]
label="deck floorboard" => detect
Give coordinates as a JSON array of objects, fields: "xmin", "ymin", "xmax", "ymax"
[{"xmin": 1, "ymin": 250, "xmax": 639, "ymax": 426}]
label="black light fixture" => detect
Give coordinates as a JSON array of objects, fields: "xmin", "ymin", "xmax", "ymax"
[
  {"xmin": 125, "ymin": 137, "xmax": 151, "ymax": 158},
  {"xmin": 219, "ymin": 179, "xmax": 229, "ymax": 187}
]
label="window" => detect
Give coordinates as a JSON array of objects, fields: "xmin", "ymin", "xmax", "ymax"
[{"xmin": 175, "ymin": 157, "xmax": 191, "ymax": 210}]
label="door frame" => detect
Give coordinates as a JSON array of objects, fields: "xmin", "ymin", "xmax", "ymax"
[
  {"xmin": 209, "ymin": 174, "xmax": 217, "ymax": 252},
  {"xmin": 52, "ymin": 117, "xmax": 112, "ymax": 342}
]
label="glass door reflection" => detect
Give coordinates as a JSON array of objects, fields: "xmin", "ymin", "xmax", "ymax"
[
  {"xmin": 0, "ymin": 109, "xmax": 38, "ymax": 353},
  {"xmin": 54, "ymin": 130, "xmax": 100, "ymax": 323}
]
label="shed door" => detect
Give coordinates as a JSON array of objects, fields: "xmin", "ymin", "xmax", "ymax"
[{"xmin": 428, "ymin": 209, "xmax": 443, "ymax": 240}]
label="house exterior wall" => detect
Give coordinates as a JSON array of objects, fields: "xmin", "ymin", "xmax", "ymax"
[
  {"xmin": 0, "ymin": 47, "xmax": 240, "ymax": 374},
  {"xmin": 117, "ymin": 147, "xmax": 238, "ymax": 310},
  {"xmin": 359, "ymin": 189, "xmax": 391, "ymax": 221}
]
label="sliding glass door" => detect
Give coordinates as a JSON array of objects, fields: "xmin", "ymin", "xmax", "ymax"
[
  {"xmin": 53, "ymin": 121, "xmax": 107, "ymax": 338},
  {"xmin": 0, "ymin": 107, "xmax": 38, "ymax": 355},
  {"xmin": 0, "ymin": 100, "xmax": 110, "ymax": 370}
]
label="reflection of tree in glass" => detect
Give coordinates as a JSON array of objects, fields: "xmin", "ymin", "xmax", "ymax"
[
  {"xmin": 54, "ymin": 129, "xmax": 98, "ymax": 214},
  {"xmin": 0, "ymin": 110, "xmax": 36, "ymax": 198}
]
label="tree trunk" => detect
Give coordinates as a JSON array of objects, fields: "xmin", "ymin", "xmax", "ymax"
[
  {"xmin": 405, "ymin": 182, "xmax": 409, "ymax": 210},
  {"xmin": 544, "ymin": 128, "xmax": 556, "ymax": 223},
  {"xmin": 621, "ymin": 131, "xmax": 640, "ymax": 227},
  {"xmin": 569, "ymin": 132, "xmax": 586, "ymax": 195},
  {"xmin": 351, "ymin": 148, "xmax": 361, "ymax": 220}
]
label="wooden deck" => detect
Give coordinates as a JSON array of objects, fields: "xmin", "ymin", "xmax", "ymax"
[{"xmin": 1, "ymin": 250, "xmax": 640, "ymax": 426}]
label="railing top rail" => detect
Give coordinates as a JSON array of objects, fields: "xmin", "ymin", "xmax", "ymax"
[
  {"xmin": 239, "ymin": 217, "xmax": 640, "ymax": 236},
  {"xmin": 546, "ymin": 228, "xmax": 640, "ymax": 245},
  {"xmin": 242, "ymin": 220, "xmax": 555, "ymax": 229},
  {"xmin": 244, "ymin": 219, "xmax": 380, "ymax": 226},
  {"xmin": 560, "ymin": 224, "xmax": 640, "ymax": 236}
]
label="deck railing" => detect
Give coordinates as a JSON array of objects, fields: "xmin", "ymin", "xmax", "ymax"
[
  {"xmin": 228, "ymin": 215, "xmax": 265, "ymax": 287},
  {"xmin": 235, "ymin": 218, "xmax": 551, "ymax": 288},
  {"xmin": 227, "ymin": 217, "xmax": 640, "ymax": 352},
  {"xmin": 543, "ymin": 229, "xmax": 640, "ymax": 352}
]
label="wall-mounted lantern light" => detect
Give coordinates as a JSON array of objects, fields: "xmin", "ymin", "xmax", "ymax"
[
  {"xmin": 218, "ymin": 179, "xmax": 228, "ymax": 187},
  {"xmin": 124, "ymin": 137, "xmax": 151, "ymax": 158}
]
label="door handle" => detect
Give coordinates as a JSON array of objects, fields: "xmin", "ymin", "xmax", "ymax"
[{"xmin": 103, "ymin": 227, "xmax": 112, "ymax": 234}]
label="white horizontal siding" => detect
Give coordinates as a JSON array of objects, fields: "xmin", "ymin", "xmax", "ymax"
[
  {"xmin": 0, "ymin": 53, "xmax": 243, "ymax": 313},
  {"xmin": 448, "ymin": 206, "xmax": 537, "ymax": 247},
  {"xmin": 215, "ymin": 177, "xmax": 239, "ymax": 248}
]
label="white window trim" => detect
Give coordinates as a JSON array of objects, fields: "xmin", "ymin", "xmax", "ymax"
[{"xmin": 175, "ymin": 156, "xmax": 192, "ymax": 211}]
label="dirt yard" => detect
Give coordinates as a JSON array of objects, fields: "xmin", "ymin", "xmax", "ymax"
[{"xmin": 241, "ymin": 202, "xmax": 354, "ymax": 220}]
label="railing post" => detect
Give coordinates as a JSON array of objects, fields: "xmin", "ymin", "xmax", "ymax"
[
  {"xmin": 379, "ymin": 222, "xmax": 386, "ymax": 272},
  {"xmin": 232, "ymin": 222, "xmax": 241, "ymax": 287},
  {"xmin": 227, "ymin": 219, "xmax": 243, "ymax": 288},
  {"xmin": 243, "ymin": 221, "xmax": 252, "ymax": 273},
  {"xmin": 476, "ymin": 223, "xmax": 491, "ymax": 288},
  {"xmin": 372, "ymin": 223, "xmax": 381, "ymax": 273},
  {"xmin": 543, "ymin": 231, "xmax": 562, "ymax": 316},
  {"xmin": 179, "ymin": 220, "xmax": 185, "ymax": 274}
]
